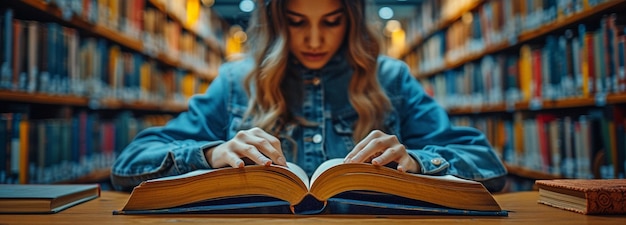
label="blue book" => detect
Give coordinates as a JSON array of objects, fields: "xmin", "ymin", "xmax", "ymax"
[
  {"xmin": 0, "ymin": 184, "xmax": 100, "ymax": 213},
  {"xmin": 619, "ymin": 31, "xmax": 625, "ymax": 92},
  {"xmin": 113, "ymin": 159, "xmax": 507, "ymax": 216},
  {"xmin": 0, "ymin": 9, "xmax": 13, "ymax": 89}
]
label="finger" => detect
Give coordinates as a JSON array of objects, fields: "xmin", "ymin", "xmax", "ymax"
[
  {"xmin": 349, "ymin": 138, "xmax": 386, "ymax": 163},
  {"xmin": 250, "ymin": 128, "xmax": 287, "ymax": 166},
  {"xmin": 344, "ymin": 136, "xmax": 370, "ymax": 162},
  {"xmin": 371, "ymin": 146, "xmax": 402, "ymax": 166},
  {"xmin": 209, "ymin": 144, "xmax": 245, "ymax": 169},
  {"xmin": 234, "ymin": 130, "xmax": 273, "ymax": 166},
  {"xmin": 396, "ymin": 155, "xmax": 419, "ymax": 173},
  {"xmin": 225, "ymin": 151, "xmax": 245, "ymax": 168},
  {"xmin": 234, "ymin": 141, "xmax": 272, "ymax": 166},
  {"xmin": 345, "ymin": 130, "xmax": 382, "ymax": 163}
]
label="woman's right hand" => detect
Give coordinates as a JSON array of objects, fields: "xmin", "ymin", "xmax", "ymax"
[{"xmin": 204, "ymin": 127, "xmax": 287, "ymax": 169}]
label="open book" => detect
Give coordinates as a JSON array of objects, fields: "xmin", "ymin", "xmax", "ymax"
[{"xmin": 114, "ymin": 158, "xmax": 506, "ymax": 215}]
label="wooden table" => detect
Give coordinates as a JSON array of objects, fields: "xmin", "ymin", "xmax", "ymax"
[{"xmin": 1, "ymin": 191, "xmax": 625, "ymax": 224}]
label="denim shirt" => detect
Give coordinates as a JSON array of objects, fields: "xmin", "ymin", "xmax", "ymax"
[{"xmin": 110, "ymin": 53, "xmax": 507, "ymax": 191}]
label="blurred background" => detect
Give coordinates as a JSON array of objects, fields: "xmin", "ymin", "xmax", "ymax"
[{"xmin": 1, "ymin": 0, "xmax": 626, "ymax": 193}]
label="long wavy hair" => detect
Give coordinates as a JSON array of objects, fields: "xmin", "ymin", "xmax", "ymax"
[{"xmin": 243, "ymin": 0, "xmax": 391, "ymax": 141}]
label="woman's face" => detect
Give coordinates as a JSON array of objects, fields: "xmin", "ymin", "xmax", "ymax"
[{"xmin": 285, "ymin": 0, "xmax": 347, "ymax": 70}]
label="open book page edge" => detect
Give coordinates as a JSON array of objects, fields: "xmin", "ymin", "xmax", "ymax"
[
  {"xmin": 309, "ymin": 158, "xmax": 479, "ymax": 186},
  {"xmin": 146, "ymin": 164, "xmax": 307, "ymax": 183},
  {"xmin": 310, "ymin": 158, "xmax": 344, "ymax": 185},
  {"xmin": 145, "ymin": 169, "xmax": 216, "ymax": 182}
]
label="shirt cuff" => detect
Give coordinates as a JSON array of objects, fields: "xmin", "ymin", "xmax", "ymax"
[
  {"xmin": 408, "ymin": 150, "xmax": 449, "ymax": 175},
  {"xmin": 172, "ymin": 140, "xmax": 224, "ymax": 172}
]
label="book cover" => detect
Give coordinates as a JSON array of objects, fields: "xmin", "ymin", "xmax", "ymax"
[
  {"xmin": 114, "ymin": 159, "xmax": 507, "ymax": 216},
  {"xmin": 536, "ymin": 179, "xmax": 626, "ymax": 214},
  {"xmin": 0, "ymin": 184, "xmax": 101, "ymax": 214}
]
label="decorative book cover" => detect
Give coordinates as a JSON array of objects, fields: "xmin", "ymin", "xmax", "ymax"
[{"xmin": 536, "ymin": 179, "xmax": 626, "ymax": 215}]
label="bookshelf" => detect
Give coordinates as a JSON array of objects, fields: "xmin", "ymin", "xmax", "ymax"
[
  {"xmin": 402, "ymin": 0, "xmax": 626, "ymax": 189},
  {"xmin": 0, "ymin": 0, "xmax": 226, "ymax": 185}
]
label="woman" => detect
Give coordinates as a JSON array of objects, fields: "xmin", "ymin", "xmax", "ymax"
[{"xmin": 111, "ymin": 0, "xmax": 507, "ymax": 192}]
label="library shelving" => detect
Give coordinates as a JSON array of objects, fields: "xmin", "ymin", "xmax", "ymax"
[
  {"xmin": 0, "ymin": 0, "xmax": 226, "ymax": 186},
  {"xmin": 402, "ymin": 0, "xmax": 626, "ymax": 190}
]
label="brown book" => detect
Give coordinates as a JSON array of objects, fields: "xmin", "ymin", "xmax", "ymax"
[
  {"xmin": 115, "ymin": 158, "xmax": 505, "ymax": 215},
  {"xmin": 536, "ymin": 179, "xmax": 626, "ymax": 215}
]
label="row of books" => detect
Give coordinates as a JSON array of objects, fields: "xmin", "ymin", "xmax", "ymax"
[
  {"xmin": 404, "ymin": 0, "xmax": 480, "ymax": 48},
  {"xmin": 0, "ymin": 110, "xmax": 172, "ymax": 184},
  {"xmin": 404, "ymin": 0, "xmax": 621, "ymax": 77},
  {"xmin": 421, "ymin": 13, "xmax": 626, "ymax": 109},
  {"xmin": 148, "ymin": 0, "xmax": 225, "ymax": 48},
  {"xmin": 142, "ymin": 4, "xmax": 221, "ymax": 75},
  {"xmin": 43, "ymin": 0, "xmax": 224, "ymax": 49},
  {"xmin": 452, "ymin": 107, "xmax": 626, "ymax": 179},
  {"xmin": 0, "ymin": 14, "xmax": 209, "ymax": 103},
  {"xmin": 9, "ymin": 0, "xmax": 224, "ymax": 79}
]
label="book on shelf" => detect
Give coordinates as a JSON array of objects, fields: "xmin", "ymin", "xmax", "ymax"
[
  {"xmin": 114, "ymin": 158, "xmax": 507, "ymax": 216},
  {"xmin": 0, "ymin": 184, "xmax": 101, "ymax": 214},
  {"xmin": 536, "ymin": 179, "xmax": 626, "ymax": 215}
]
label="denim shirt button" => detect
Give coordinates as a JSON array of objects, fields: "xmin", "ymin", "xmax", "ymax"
[
  {"xmin": 312, "ymin": 77, "xmax": 321, "ymax": 86},
  {"xmin": 312, "ymin": 134, "xmax": 322, "ymax": 143},
  {"xmin": 430, "ymin": 158, "xmax": 443, "ymax": 166}
]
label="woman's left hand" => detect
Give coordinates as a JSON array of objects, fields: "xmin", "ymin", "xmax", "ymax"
[{"xmin": 344, "ymin": 130, "xmax": 420, "ymax": 173}]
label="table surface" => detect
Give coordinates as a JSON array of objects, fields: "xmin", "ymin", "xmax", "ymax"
[{"xmin": 1, "ymin": 191, "xmax": 625, "ymax": 224}]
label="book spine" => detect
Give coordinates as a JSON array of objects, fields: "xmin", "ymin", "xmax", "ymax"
[
  {"xmin": 617, "ymin": 34, "xmax": 626, "ymax": 92},
  {"xmin": 18, "ymin": 117, "xmax": 29, "ymax": 184},
  {"xmin": 1, "ymin": 9, "xmax": 13, "ymax": 89}
]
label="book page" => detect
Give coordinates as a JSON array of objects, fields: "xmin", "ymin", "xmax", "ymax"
[
  {"xmin": 409, "ymin": 174, "xmax": 478, "ymax": 184},
  {"xmin": 284, "ymin": 162, "xmax": 310, "ymax": 189},
  {"xmin": 310, "ymin": 158, "xmax": 344, "ymax": 186},
  {"xmin": 148, "ymin": 169, "xmax": 214, "ymax": 182}
]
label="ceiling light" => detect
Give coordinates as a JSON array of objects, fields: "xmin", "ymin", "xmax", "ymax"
[
  {"xmin": 378, "ymin": 7, "xmax": 393, "ymax": 20},
  {"xmin": 239, "ymin": 0, "xmax": 255, "ymax": 13}
]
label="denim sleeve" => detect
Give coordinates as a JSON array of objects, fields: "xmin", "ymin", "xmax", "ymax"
[
  {"xmin": 110, "ymin": 66, "xmax": 233, "ymax": 191},
  {"xmin": 393, "ymin": 63, "xmax": 507, "ymax": 190}
]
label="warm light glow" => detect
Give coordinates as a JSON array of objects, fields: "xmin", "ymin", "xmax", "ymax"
[
  {"xmin": 388, "ymin": 28, "xmax": 406, "ymax": 58},
  {"xmin": 187, "ymin": 0, "xmax": 201, "ymax": 27},
  {"xmin": 385, "ymin": 20, "xmax": 401, "ymax": 33},
  {"xmin": 462, "ymin": 12, "xmax": 473, "ymax": 24},
  {"xmin": 234, "ymin": 30, "xmax": 247, "ymax": 43},
  {"xmin": 201, "ymin": 0, "xmax": 214, "ymax": 7},
  {"xmin": 226, "ymin": 25, "xmax": 247, "ymax": 60}
]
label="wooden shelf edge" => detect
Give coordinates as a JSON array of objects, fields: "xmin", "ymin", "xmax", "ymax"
[
  {"xmin": 447, "ymin": 103, "xmax": 508, "ymax": 115},
  {"xmin": 56, "ymin": 169, "xmax": 111, "ymax": 184},
  {"xmin": 92, "ymin": 25, "xmax": 143, "ymax": 53},
  {"xmin": 98, "ymin": 98, "xmax": 187, "ymax": 113},
  {"xmin": 0, "ymin": 91, "xmax": 188, "ymax": 113},
  {"xmin": 505, "ymin": 164, "xmax": 563, "ymax": 180},
  {"xmin": 447, "ymin": 94, "xmax": 626, "ymax": 115},
  {"xmin": 0, "ymin": 91, "xmax": 88, "ymax": 106}
]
